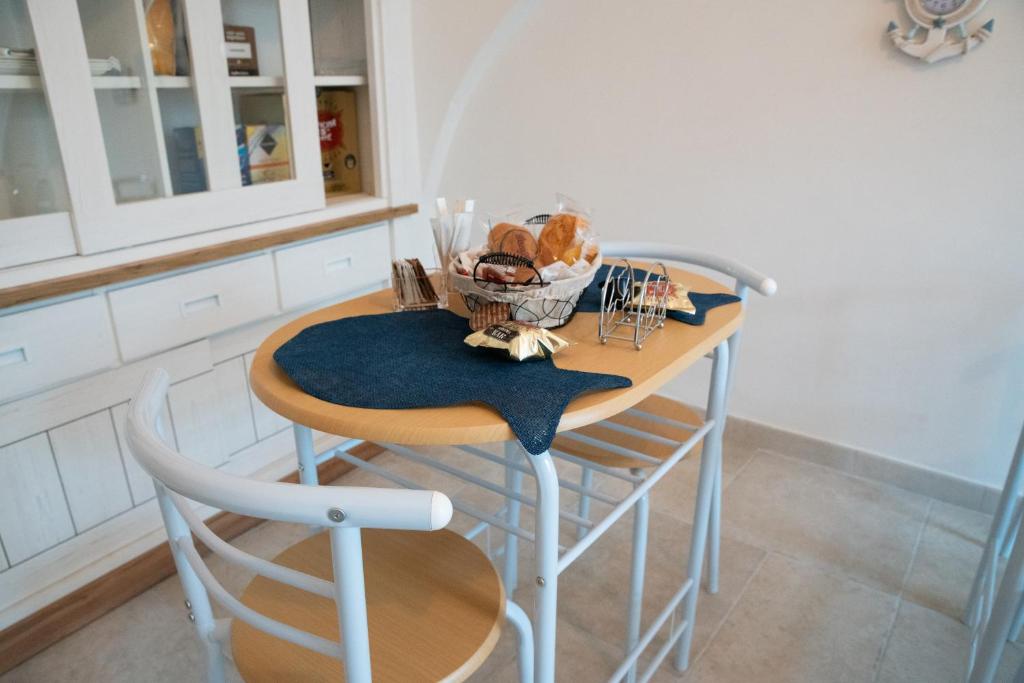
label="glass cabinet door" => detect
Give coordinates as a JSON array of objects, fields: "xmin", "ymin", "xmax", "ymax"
[
  {"xmin": 0, "ymin": 0, "xmax": 77, "ymax": 267},
  {"xmin": 309, "ymin": 0, "xmax": 378, "ymax": 201},
  {"xmin": 76, "ymin": 0, "xmax": 207, "ymax": 203},
  {"xmin": 221, "ymin": 0, "xmax": 294, "ymax": 188},
  {"xmin": 31, "ymin": 0, "xmax": 321, "ymax": 254}
]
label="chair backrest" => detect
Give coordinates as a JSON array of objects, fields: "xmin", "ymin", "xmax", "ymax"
[
  {"xmin": 126, "ymin": 369, "xmax": 453, "ymax": 682},
  {"xmin": 601, "ymin": 241, "xmax": 778, "ymax": 301}
]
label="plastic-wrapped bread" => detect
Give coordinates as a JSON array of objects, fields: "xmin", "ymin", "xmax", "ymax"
[{"xmin": 536, "ymin": 213, "xmax": 589, "ymax": 267}]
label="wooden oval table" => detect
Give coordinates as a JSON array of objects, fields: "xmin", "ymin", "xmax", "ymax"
[{"xmin": 251, "ymin": 265, "xmax": 743, "ymax": 683}]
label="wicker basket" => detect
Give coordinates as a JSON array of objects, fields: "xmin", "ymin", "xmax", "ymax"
[{"xmin": 449, "ymin": 252, "xmax": 602, "ymax": 328}]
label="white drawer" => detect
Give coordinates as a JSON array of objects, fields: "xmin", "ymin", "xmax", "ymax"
[
  {"xmin": 0, "ymin": 295, "xmax": 118, "ymax": 403},
  {"xmin": 109, "ymin": 255, "xmax": 279, "ymax": 361},
  {"xmin": 274, "ymin": 225, "xmax": 389, "ymax": 310}
]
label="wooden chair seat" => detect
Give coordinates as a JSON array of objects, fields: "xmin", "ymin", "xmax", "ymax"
[
  {"xmin": 552, "ymin": 394, "xmax": 704, "ymax": 469},
  {"xmin": 232, "ymin": 529, "xmax": 504, "ymax": 682}
]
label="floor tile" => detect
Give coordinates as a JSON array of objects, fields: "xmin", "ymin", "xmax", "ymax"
[
  {"xmin": 6, "ymin": 442, "xmax": 1013, "ymax": 683},
  {"xmin": 593, "ymin": 432, "xmax": 759, "ymax": 525},
  {"xmin": 467, "ymin": 617, "xmax": 622, "ymax": 682},
  {"xmin": 681, "ymin": 553, "xmax": 897, "ymax": 683},
  {"xmin": 902, "ymin": 501, "xmax": 995, "ymax": 620},
  {"xmin": 0, "ymin": 572, "xmax": 243, "ymax": 683},
  {"xmin": 721, "ymin": 451, "xmax": 931, "ymax": 595},
  {"xmin": 876, "ymin": 599, "xmax": 1024, "ymax": 683},
  {"xmin": 555, "ymin": 509, "xmax": 766, "ymax": 658}
]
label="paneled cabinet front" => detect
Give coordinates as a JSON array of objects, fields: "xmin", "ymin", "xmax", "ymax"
[
  {"xmin": 25, "ymin": 0, "xmax": 323, "ymax": 254},
  {"xmin": 108, "ymin": 254, "xmax": 279, "ymax": 361}
]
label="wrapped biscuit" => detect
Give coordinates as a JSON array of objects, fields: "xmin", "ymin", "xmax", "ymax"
[
  {"xmin": 465, "ymin": 321, "xmax": 570, "ymax": 361},
  {"xmin": 631, "ymin": 280, "xmax": 696, "ymax": 314}
]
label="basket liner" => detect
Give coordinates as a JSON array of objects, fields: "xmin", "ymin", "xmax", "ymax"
[{"xmin": 450, "ymin": 253, "xmax": 602, "ymax": 327}]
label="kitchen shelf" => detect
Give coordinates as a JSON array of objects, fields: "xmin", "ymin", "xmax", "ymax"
[
  {"xmin": 93, "ymin": 76, "xmax": 141, "ymax": 90},
  {"xmin": 313, "ymin": 74, "xmax": 367, "ymax": 87},
  {"xmin": 0, "ymin": 75, "xmax": 141, "ymax": 90},
  {"xmin": 229, "ymin": 76, "xmax": 286, "ymax": 88},
  {"xmin": 153, "ymin": 75, "xmax": 192, "ymax": 89}
]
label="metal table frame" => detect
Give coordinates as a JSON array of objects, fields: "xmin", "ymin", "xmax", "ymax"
[
  {"xmin": 290, "ymin": 339, "xmax": 723, "ymax": 683},
  {"xmin": 272, "ymin": 244, "xmax": 776, "ymax": 682}
]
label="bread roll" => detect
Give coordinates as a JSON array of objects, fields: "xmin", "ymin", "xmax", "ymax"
[{"xmin": 487, "ymin": 222, "xmax": 538, "ymax": 260}]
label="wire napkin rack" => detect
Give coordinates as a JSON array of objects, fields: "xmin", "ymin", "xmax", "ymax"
[{"xmin": 598, "ymin": 259, "xmax": 671, "ymax": 349}]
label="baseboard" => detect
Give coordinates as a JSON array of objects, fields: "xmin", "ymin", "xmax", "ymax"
[
  {"xmin": 0, "ymin": 441, "xmax": 384, "ymax": 676},
  {"xmin": 724, "ymin": 416, "xmax": 1001, "ymax": 514}
]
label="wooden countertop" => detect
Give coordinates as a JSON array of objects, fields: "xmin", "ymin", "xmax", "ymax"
[{"xmin": 0, "ymin": 203, "xmax": 417, "ymax": 310}]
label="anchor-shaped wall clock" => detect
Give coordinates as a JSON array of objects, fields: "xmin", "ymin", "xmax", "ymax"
[{"xmin": 888, "ymin": 0, "xmax": 995, "ymax": 63}]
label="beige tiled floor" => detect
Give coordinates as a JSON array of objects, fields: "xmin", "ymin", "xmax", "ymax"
[{"xmin": 3, "ymin": 438, "xmax": 1021, "ymax": 682}]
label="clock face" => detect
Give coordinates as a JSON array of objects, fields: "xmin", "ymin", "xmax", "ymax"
[{"xmin": 921, "ymin": 0, "xmax": 968, "ymax": 15}]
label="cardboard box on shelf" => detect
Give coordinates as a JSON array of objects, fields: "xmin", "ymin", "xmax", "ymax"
[
  {"xmin": 246, "ymin": 125, "xmax": 291, "ymax": 184},
  {"xmin": 224, "ymin": 25, "xmax": 258, "ymax": 76},
  {"xmin": 316, "ymin": 88, "xmax": 362, "ymax": 196}
]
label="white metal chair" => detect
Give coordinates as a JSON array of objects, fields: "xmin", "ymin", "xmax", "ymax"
[
  {"xmin": 966, "ymin": 421, "xmax": 1024, "ymax": 683},
  {"xmin": 126, "ymin": 369, "xmax": 534, "ymax": 683},
  {"xmin": 543, "ymin": 242, "xmax": 776, "ymax": 678}
]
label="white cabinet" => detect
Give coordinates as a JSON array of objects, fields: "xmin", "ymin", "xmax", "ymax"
[
  {"xmin": 1, "ymin": 0, "xmax": 400, "ymax": 264},
  {"xmin": 0, "ymin": 434, "xmax": 76, "ymax": 564},
  {"xmin": 49, "ymin": 411, "xmax": 133, "ymax": 532},
  {"xmin": 0, "ymin": 1, "xmax": 77, "ymax": 268},
  {"xmin": 0, "ymin": 295, "xmax": 118, "ymax": 403},
  {"xmin": 108, "ymin": 255, "xmax": 279, "ymax": 361},
  {"xmin": 211, "ymin": 357, "xmax": 257, "ymax": 457},
  {"xmin": 244, "ymin": 350, "xmax": 290, "ymax": 439},
  {"xmin": 274, "ymin": 223, "xmax": 389, "ymax": 309}
]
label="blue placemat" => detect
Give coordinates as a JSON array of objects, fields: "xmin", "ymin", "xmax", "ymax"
[
  {"xmin": 273, "ymin": 310, "xmax": 631, "ymax": 455},
  {"xmin": 577, "ymin": 265, "xmax": 741, "ymax": 325}
]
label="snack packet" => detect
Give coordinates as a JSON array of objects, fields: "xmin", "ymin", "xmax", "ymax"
[
  {"xmin": 464, "ymin": 321, "xmax": 570, "ymax": 361},
  {"xmin": 631, "ymin": 280, "xmax": 696, "ymax": 314}
]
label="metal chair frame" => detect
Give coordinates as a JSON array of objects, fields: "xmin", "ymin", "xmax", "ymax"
[
  {"xmin": 290, "ymin": 242, "xmax": 775, "ymax": 682},
  {"xmin": 127, "ymin": 369, "xmax": 534, "ymax": 683},
  {"xmin": 966, "ymin": 422, "xmax": 1024, "ymax": 683}
]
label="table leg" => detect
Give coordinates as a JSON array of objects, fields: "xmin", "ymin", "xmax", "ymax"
[
  {"xmin": 525, "ymin": 448, "xmax": 560, "ymax": 683},
  {"xmin": 293, "ymin": 423, "xmax": 319, "ymax": 487},
  {"xmin": 625, "ymin": 468, "xmax": 650, "ymax": 683},
  {"xmin": 675, "ymin": 340, "xmax": 729, "ymax": 672},
  {"xmin": 706, "ymin": 462, "xmax": 722, "ymax": 594},
  {"xmin": 504, "ymin": 441, "xmax": 524, "ymax": 598},
  {"xmin": 704, "ymin": 328, "xmax": 742, "ymax": 594}
]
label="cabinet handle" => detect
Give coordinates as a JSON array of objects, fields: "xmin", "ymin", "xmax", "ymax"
[
  {"xmin": 180, "ymin": 293, "xmax": 221, "ymax": 316},
  {"xmin": 0, "ymin": 346, "xmax": 28, "ymax": 368},
  {"xmin": 324, "ymin": 255, "xmax": 353, "ymax": 274}
]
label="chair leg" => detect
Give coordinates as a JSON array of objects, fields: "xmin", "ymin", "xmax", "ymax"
[
  {"xmin": 625, "ymin": 469, "xmax": 649, "ymax": 683},
  {"xmin": 1002, "ymin": 497, "xmax": 1023, "ymax": 561},
  {"xmin": 968, "ymin": 517, "xmax": 1024, "ymax": 683},
  {"xmin": 156, "ymin": 486, "xmax": 226, "ymax": 683},
  {"xmin": 1009, "ymin": 592, "xmax": 1024, "ymax": 643},
  {"xmin": 706, "ymin": 460, "xmax": 721, "ymax": 594},
  {"xmin": 504, "ymin": 441, "xmax": 524, "ymax": 598},
  {"xmin": 966, "ymin": 424, "xmax": 1024, "ymax": 627},
  {"xmin": 577, "ymin": 465, "xmax": 594, "ymax": 541},
  {"xmin": 506, "ymin": 600, "xmax": 535, "ymax": 683}
]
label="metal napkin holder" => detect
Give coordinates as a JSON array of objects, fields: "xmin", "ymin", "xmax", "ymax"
[{"xmin": 598, "ymin": 259, "xmax": 671, "ymax": 349}]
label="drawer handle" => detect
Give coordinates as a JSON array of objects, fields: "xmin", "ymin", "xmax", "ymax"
[
  {"xmin": 324, "ymin": 255, "xmax": 353, "ymax": 274},
  {"xmin": 180, "ymin": 294, "xmax": 221, "ymax": 316},
  {"xmin": 0, "ymin": 346, "xmax": 28, "ymax": 368}
]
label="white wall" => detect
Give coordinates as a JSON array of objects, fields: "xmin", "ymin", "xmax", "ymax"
[{"xmin": 412, "ymin": 0, "xmax": 1024, "ymax": 488}]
